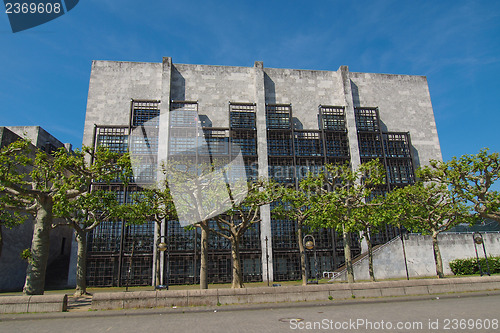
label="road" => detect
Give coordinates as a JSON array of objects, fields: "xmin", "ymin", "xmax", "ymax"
[{"xmin": 1, "ymin": 293, "xmax": 499, "ymax": 332}]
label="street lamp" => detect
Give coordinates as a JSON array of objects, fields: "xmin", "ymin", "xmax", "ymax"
[
  {"xmin": 303, "ymin": 234, "xmax": 319, "ymax": 284},
  {"xmin": 156, "ymin": 235, "xmax": 169, "ymax": 290},
  {"xmin": 400, "ymin": 228, "xmax": 410, "ymax": 280},
  {"xmin": 265, "ymin": 236, "xmax": 270, "ymax": 287},
  {"xmin": 473, "ymin": 232, "xmax": 491, "ymax": 276}
]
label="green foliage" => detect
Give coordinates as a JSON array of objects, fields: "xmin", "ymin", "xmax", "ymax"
[
  {"xmin": 419, "ymin": 148, "xmax": 500, "ymax": 222},
  {"xmin": 213, "ymin": 179, "xmax": 282, "ymax": 238},
  {"xmin": 449, "ymin": 256, "xmax": 500, "ymax": 275},
  {"xmin": 384, "ymin": 181, "xmax": 470, "ymax": 235},
  {"xmin": 122, "ymin": 186, "xmax": 177, "ymax": 225},
  {"xmin": 0, "ymin": 138, "xmax": 132, "ymax": 295},
  {"xmin": 20, "ymin": 248, "xmax": 33, "ymax": 264},
  {"xmin": 304, "ymin": 159, "xmax": 386, "ymax": 233},
  {"xmin": 0, "ymin": 138, "xmax": 132, "ymax": 220}
]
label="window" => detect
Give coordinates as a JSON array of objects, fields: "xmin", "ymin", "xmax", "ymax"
[
  {"xmin": 358, "ymin": 132, "xmax": 384, "ymax": 158},
  {"xmin": 267, "ymin": 131, "xmax": 293, "ymax": 156},
  {"xmin": 384, "ymin": 133, "xmax": 411, "ymax": 158},
  {"xmin": 294, "ymin": 131, "xmax": 323, "ymax": 157},
  {"xmin": 230, "ymin": 103, "xmax": 256, "ymax": 129},
  {"xmin": 132, "ymin": 101, "xmax": 160, "ymax": 127},
  {"xmin": 355, "ymin": 107, "xmax": 380, "ymax": 132},
  {"xmin": 95, "ymin": 127, "xmax": 128, "ymax": 153},
  {"xmin": 266, "ymin": 104, "xmax": 291, "ymax": 129},
  {"xmin": 324, "ymin": 131, "xmax": 349, "ymax": 158},
  {"xmin": 231, "ymin": 130, "xmax": 257, "ymax": 156},
  {"xmin": 320, "ymin": 106, "xmax": 346, "ymax": 131}
]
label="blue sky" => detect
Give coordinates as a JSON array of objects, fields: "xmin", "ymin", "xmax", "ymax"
[{"xmin": 1, "ymin": 0, "xmax": 499, "ymax": 163}]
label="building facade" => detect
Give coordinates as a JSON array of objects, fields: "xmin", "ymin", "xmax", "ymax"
[{"xmin": 80, "ymin": 58, "xmax": 442, "ymax": 287}]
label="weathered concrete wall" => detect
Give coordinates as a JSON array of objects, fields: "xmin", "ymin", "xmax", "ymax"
[
  {"xmin": 0, "ymin": 294, "xmax": 67, "ymax": 313},
  {"xmin": 91, "ymin": 276, "xmax": 500, "ymax": 311},
  {"xmin": 171, "ymin": 63, "xmax": 255, "ymax": 128},
  {"xmin": 0, "ymin": 127, "xmax": 21, "ymax": 147},
  {"xmin": 82, "ymin": 61, "xmax": 163, "ymax": 147},
  {"xmin": 5, "ymin": 126, "xmax": 65, "ymax": 150},
  {"xmin": 350, "ymin": 72, "xmax": 442, "ymax": 167},
  {"xmin": 264, "ymin": 68, "xmax": 343, "ymax": 130},
  {"xmin": 336, "ymin": 233, "xmax": 500, "ymax": 281}
]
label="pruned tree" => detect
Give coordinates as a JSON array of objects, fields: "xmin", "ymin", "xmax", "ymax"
[
  {"xmin": 346, "ymin": 196, "xmax": 388, "ymax": 282},
  {"xmin": 210, "ymin": 180, "xmax": 281, "ymax": 288},
  {"xmin": 306, "ymin": 160, "xmax": 386, "ymax": 283},
  {"xmin": 53, "ymin": 190, "xmax": 121, "ymax": 296},
  {"xmin": 0, "ymin": 138, "xmax": 130, "ymax": 295},
  {"xmin": 121, "ymin": 186, "xmax": 177, "ymax": 288},
  {"xmin": 160, "ymin": 159, "xmax": 229, "ymax": 289},
  {"xmin": 385, "ymin": 181, "xmax": 471, "ymax": 278},
  {"xmin": 272, "ymin": 180, "xmax": 320, "ymax": 286},
  {"xmin": 419, "ymin": 148, "xmax": 500, "ymax": 222}
]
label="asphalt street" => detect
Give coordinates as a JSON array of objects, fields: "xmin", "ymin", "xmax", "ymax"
[{"xmin": 1, "ymin": 293, "xmax": 499, "ymax": 333}]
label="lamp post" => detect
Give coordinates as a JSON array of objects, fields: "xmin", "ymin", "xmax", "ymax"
[
  {"xmin": 157, "ymin": 235, "xmax": 169, "ymax": 290},
  {"xmin": 303, "ymin": 234, "xmax": 319, "ymax": 284},
  {"xmin": 473, "ymin": 232, "xmax": 491, "ymax": 276},
  {"xmin": 265, "ymin": 236, "xmax": 270, "ymax": 287},
  {"xmin": 400, "ymin": 228, "xmax": 410, "ymax": 280}
]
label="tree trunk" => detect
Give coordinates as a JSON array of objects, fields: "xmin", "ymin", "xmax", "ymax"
[
  {"xmin": 297, "ymin": 224, "xmax": 307, "ymax": 286},
  {"xmin": 155, "ymin": 221, "xmax": 161, "ymax": 287},
  {"xmin": 432, "ymin": 232, "xmax": 444, "ymax": 278},
  {"xmin": 199, "ymin": 221, "xmax": 209, "ymax": 289},
  {"xmin": 230, "ymin": 236, "xmax": 244, "ymax": 288},
  {"xmin": 343, "ymin": 225, "xmax": 355, "ymax": 284},
  {"xmin": 366, "ymin": 230, "xmax": 375, "ymax": 282},
  {"xmin": 23, "ymin": 197, "xmax": 52, "ymax": 295},
  {"xmin": 74, "ymin": 229, "xmax": 88, "ymax": 296}
]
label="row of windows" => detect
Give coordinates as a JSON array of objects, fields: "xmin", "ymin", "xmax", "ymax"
[
  {"xmin": 354, "ymin": 107, "xmax": 415, "ymax": 186},
  {"xmin": 267, "ymin": 130, "xmax": 350, "ymax": 158}
]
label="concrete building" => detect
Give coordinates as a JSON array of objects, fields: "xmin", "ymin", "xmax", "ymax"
[
  {"xmin": 80, "ymin": 58, "xmax": 442, "ymax": 287},
  {"xmin": 0, "ymin": 126, "xmax": 73, "ymax": 291}
]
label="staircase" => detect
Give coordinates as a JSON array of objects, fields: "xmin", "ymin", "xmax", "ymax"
[{"xmin": 329, "ymin": 236, "xmax": 401, "ymax": 282}]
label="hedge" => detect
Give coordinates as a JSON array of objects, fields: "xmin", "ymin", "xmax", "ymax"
[{"xmin": 449, "ymin": 256, "xmax": 500, "ymax": 275}]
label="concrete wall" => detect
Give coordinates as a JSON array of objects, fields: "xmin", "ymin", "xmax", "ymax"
[
  {"xmin": 264, "ymin": 68, "xmax": 343, "ymax": 130},
  {"xmin": 335, "ymin": 233, "xmax": 500, "ymax": 281},
  {"xmin": 350, "ymin": 72, "xmax": 442, "ymax": 167},
  {"xmin": 172, "ymin": 64, "xmax": 255, "ymax": 128},
  {"xmin": 82, "ymin": 61, "xmax": 163, "ymax": 147},
  {"xmin": 6, "ymin": 126, "xmax": 65, "ymax": 150},
  {"xmin": 91, "ymin": 276, "xmax": 500, "ymax": 311}
]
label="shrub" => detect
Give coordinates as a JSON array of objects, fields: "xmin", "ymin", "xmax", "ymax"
[{"xmin": 449, "ymin": 256, "xmax": 500, "ymax": 275}]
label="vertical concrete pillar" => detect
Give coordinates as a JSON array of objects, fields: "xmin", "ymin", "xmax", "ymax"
[
  {"xmin": 154, "ymin": 56, "xmax": 173, "ymax": 286},
  {"xmin": 339, "ymin": 66, "xmax": 367, "ymax": 253},
  {"xmin": 338, "ymin": 66, "xmax": 361, "ymax": 169},
  {"xmin": 254, "ymin": 61, "xmax": 273, "ymax": 283}
]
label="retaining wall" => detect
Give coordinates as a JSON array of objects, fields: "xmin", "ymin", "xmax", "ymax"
[
  {"xmin": 91, "ymin": 276, "xmax": 500, "ymax": 310},
  {"xmin": 337, "ymin": 232, "xmax": 500, "ymax": 281},
  {"xmin": 0, "ymin": 294, "xmax": 67, "ymax": 313}
]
